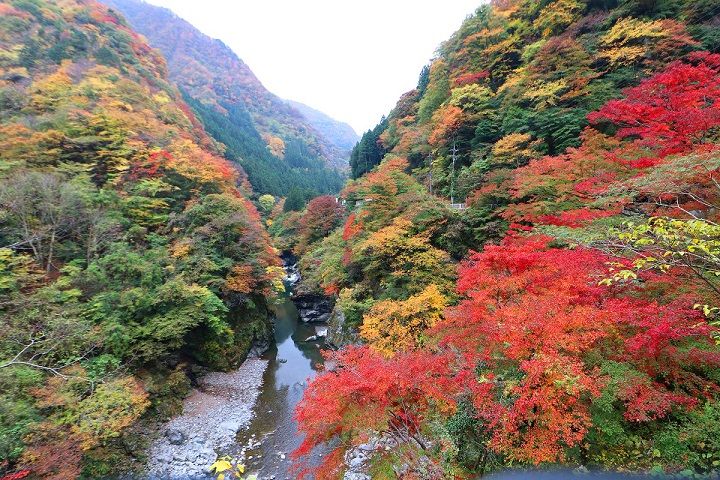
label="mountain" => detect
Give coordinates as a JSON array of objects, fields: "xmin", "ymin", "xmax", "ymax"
[
  {"xmin": 288, "ymin": 0, "xmax": 720, "ymax": 478},
  {"xmin": 351, "ymin": 0, "xmax": 719, "ymax": 184},
  {"xmin": 0, "ymin": 0, "xmax": 281, "ymax": 477},
  {"xmin": 102, "ymin": 0, "xmax": 347, "ymax": 197},
  {"xmin": 285, "ymin": 99, "xmax": 359, "ymax": 155}
]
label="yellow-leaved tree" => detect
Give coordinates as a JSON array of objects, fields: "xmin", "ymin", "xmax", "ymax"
[{"xmin": 360, "ymin": 284, "xmax": 448, "ymax": 357}]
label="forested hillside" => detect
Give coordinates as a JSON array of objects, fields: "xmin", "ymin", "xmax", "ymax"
[
  {"xmin": 3, "ymin": 0, "xmax": 720, "ymax": 478},
  {"xmin": 102, "ymin": 0, "xmax": 346, "ymax": 197},
  {"xmin": 285, "ymin": 100, "xmax": 359, "ymax": 157},
  {"xmin": 0, "ymin": 0, "xmax": 283, "ymax": 477},
  {"xmin": 292, "ymin": 0, "xmax": 720, "ymax": 478}
]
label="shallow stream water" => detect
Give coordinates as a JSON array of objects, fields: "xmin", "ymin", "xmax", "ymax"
[{"xmin": 234, "ymin": 280, "xmax": 328, "ymax": 479}]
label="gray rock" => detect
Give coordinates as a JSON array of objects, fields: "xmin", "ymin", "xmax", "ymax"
[
  {"xmin": 348, "ymin": 455, "xmax": 367, "ymax": 468},
  {"xmin": 248, "ymin": 340, "xmax": 271, "ymax": 358},
  {"xmin": 155, "ymin": 451, "xmax": 173, "ymax": 463},
  {"xmin": 357, "ymin": 440, "xmax": 376, "ymax": 452},
  {"xmin": 219, "ymin": 420, "xmax": 240, "ymax": 432},
  {"xmin": 326, "ymin": 304, "xmax": 360, "ymax": 348},
  {"xmin": 299, "ymin": 308, "xmax": 320, "ymax": 321},
  {"xmin": 344, "ymin": 473, "xmax": 371, "ymax": 480},
  {"xmin": 165, "ymin": 427, "xmax": 187, "ymax": 445},
  {"xmin": 145, "ymin": 358, "xmax": 268, "ymax": 478}
]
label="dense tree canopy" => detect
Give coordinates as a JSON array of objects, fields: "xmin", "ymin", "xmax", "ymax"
[
  {"xmin": 293, "ymin": 1, "xmax": 720, "ymax": 478},
  {"xmin": 0, "ymin": 1, "xmax": 281, "ymax": 477},
  {"xmin": 3, "ymin": 0, "xmax": 720, "ymax": 478}
]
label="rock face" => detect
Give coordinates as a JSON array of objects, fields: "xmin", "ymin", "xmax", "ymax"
[
  {"xmin": 326, "ymin": 304, "xmax": 360, "ymax": 348},
  {"xmin": 293, "ymin": 295, "xmax": 334, "ymax": 324},
  {"xmin": 146, "ymin": 358, "xmax": 268, "ymax": 478},
  {"xmin": 247, "ymin": 338, "xmax": 271, "ymax": 358}
]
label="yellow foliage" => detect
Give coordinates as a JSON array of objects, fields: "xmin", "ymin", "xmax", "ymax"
[
  {"xmin": 31, "ymin": 372, "xmax": 150, "ymax": 451},
  {"xmin": 153, "ymin": 92, "xmax": 172, "ymax": 104},
  {"xmin": 0, "ymin": 123, "xmax": 65, "ymax": 169},
  {"xmin": 362, "ymin": 220, "xmax": 439, "ymax": 271},
  {"xmin": 601, "ymin": 45, "xmax": 647, "ymax": 66},
  {"xmin": 599, "ymin": 17, "xmax": 693, "ymax": 66},
  {"xmin": 77, "ymin": 70, "xmax": 117, "ymax": 97},
  {"xmin": 29, "ymin": 63, "xmax": 74, "ymax": 111},
  {"xmin": 491, "ymin": 132, "xmax": 542, "ymax": 167},
  {"xmin": 0, "ymin": 44, "xmax": 23, "ymax": 63},
  {"xmin": 210, "ymin": 456, "xmax": 250, "ymax": 480},
  {"xmin": 70, "ymin": 377, "xmax": 150, "ymax": 450},
  {"xmin": 263, "ymin": 134, "xmax": 286, "ymax": 158},
  {"xmin": 170, "ymin": 241, "xmax": 191, "ymax": 258},
  {"xmin": 361, "ymin": 284, "xmax": 448, "ymax": 357},
  {"xmin": 522, "ymin": 79, "xmax": 568, "ymax": 108},
  {"xmin": 264, "ymin": 265, "xmax": 286, "ymax": 295},
  {"xmin": 210, "ymin": 458, "xmax": 233, "ymax": 474},
  {"xmin": 449, "ymin": 83, "xmax": 493, "ymax": 111},
  {"xmin": 602, "ymin": 17, "xmax": 668, "ymax": 47},
  {"xmin": 533, "ymin": 0, "xmax": 583, "ymax": 37}
]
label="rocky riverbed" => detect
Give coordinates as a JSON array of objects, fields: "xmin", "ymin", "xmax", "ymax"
[
  {"xmin": 146, "ymin": 359, "xmax": 268, "ymax": 478},
  {"xmin": 143, "ymin": 257, "xmax": 335, "ymax": 480}
]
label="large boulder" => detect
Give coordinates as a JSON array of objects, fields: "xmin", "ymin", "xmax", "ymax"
[
  {"xmin": 165, "ymin": 427, "xmax": 187, "ymax": 446},
  {"xmin": 326, "ymin": 305, "xmax": 360, "ymax": 348}
]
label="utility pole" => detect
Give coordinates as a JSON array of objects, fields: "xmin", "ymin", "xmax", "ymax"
[
  {"xmin": 428, "ymin": 154, "xmax": 433, "ymax": 195},
  {"xmin": 450, "ymin": 140, "xmax": 458, "ymax": 205}
]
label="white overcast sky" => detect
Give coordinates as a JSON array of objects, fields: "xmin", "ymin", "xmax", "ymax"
[{"xmin": 143, "ymin": 0, "xmax": 483, "ymax": 134}]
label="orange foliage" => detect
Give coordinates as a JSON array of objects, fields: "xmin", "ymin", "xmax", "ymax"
[
  {"xmin": 263, "ymin": 134, "xmax": 286, "ymax": 158},
  {"xmin": 0, "ymin": 4, "xmax": 30, "ymax": 18},
  {"xmin": 452, "ymin": 70, "xmax": 490, "ymax": 87},
  {"xmin": 428, "ymin": 105, "xmax": 464, "ymax": 147},
  {"xmin": 341, "ymin": 213, "xmax": 363, "ymax": 241},
  {"xmin": 225, "ymin": 264, "xmax": 257, "ymax": 294}
]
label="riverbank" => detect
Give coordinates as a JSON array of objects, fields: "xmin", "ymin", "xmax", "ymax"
[
  {"xmin": 232, "ymin": 276, "xmax": 329, "ymax": 479},
  {"xmin": 145, "ymin": 359, "xmax": 268, "ymax": 478}
]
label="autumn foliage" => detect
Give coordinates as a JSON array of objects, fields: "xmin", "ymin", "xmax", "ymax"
[
  {"xmin": 588, "ymin": 52, "xmax": 720, "ymax": 158},
  {"xmin": 297, "ymin": 235, "xmax": 720, "ymax": 477},
  {"xmin": 295, "ymin": 195, "xmax": 345, "ymax": 255},
  {"xmin": 294, "ymin": 346, "xmax": 460, "ymax": 478},
  {"xmin": 443, "ymin": 236, "xmax": 719, "ymax": 462},
  {"xmin": 0, "ymin": 0, "xmax": 280, "ymax": 477},
  {"xmin": 295, "ymin": 2, "xmax": 720, "ymax": 477}
]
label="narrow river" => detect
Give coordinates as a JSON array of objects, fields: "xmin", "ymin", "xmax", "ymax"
[{"xmin": 234, "ymin": 273, "xmax": 328, "ymax": 479}]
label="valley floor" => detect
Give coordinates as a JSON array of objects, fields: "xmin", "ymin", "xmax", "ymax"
[{"xmin": 146, "ymin": 359, "xmax": 267, "ymax": 478}]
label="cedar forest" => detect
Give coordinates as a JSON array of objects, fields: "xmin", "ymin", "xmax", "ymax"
[{"xmin": 1, "ymin": 0, "xmax": 720, "ymax": 479}]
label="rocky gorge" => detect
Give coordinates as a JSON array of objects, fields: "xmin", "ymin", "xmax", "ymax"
[{"xmin": 138, "ymin": 258, "xmax": 335, "ymax": 479}]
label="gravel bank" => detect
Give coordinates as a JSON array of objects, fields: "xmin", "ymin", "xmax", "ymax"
[{"xmin": 146, "ymin": 358, "xmax": 268, "ymax": 479}]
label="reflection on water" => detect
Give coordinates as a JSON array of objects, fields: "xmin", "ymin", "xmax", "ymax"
[{"xmin": 234, "ymin": 292, "xmax": 327, "ymax": 479}]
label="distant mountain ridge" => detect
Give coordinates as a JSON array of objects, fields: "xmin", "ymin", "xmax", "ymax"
[
  {"xmin": 286, "ymin": 99, "xmax": 359, "ymax": 155},
  {"xmin": 102, "ymin": 0, "xmax": 347, "ymax": 196}
]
